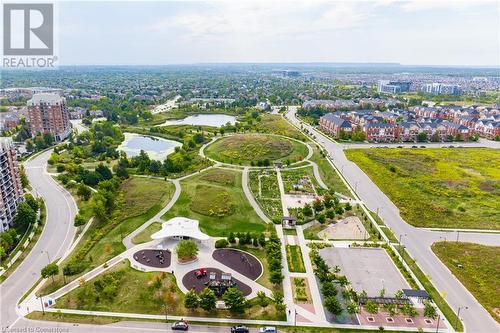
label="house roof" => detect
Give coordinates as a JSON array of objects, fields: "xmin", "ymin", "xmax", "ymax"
[
  {"xmin": 151, "ymin": 217, "xmax": 210, "ymax": 241},
  {"xmin": 322, "ymin": 113, "xmax": 352, "ymax": 128}
]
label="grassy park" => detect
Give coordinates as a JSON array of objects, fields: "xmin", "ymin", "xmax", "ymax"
[
  {"xmin": 345, "ymin": 148, "xmax": 500, "ymax": 229},
  {"xmin": 204, "ymin": 134, "xmax": 308, "ymax": 166},
  {"xmin": 162, "ymin": 168, "xmax": 266, "ymax": 236},
  {"xmin": 39, "ymin": 177, "xmax": 175, "ymax": 295},
  {"xmin": 310, "ymin": 146, "xmax": 351, "ymax": 197},
  {"xmin": 432, "ymin": 242, "xmax": 500, "ymax": 323}
]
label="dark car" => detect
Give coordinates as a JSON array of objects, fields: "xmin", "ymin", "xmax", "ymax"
[
  {"xmin": 231, "ymin": 325, "xmax": 250, "ymax": 333},
  {"xmin": 171, "ymin": 321, "xmax": 189, "ymax": 331}
]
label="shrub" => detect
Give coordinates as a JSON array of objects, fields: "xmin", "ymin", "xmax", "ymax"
[
  {"xmin": 365, "ymin": 300, "xmax": 379, "ymax": 314},
  {"xmin": 321, "ymin": 281, "xmax": 338, "ymax": 298},
  {"xmin": 215, "ymin": 239, "xmax": 229, "ymax": 249},
  {"xmin": 74, "ymin": 214, "xmax": 86, "ymax": 226},
  {"xmin": 175, "ymin": 240, "xmax": 199, "ymax": 261},
  {"xmin": 324, "ymin": 296, "xmax": 342, "ymax": 315}
]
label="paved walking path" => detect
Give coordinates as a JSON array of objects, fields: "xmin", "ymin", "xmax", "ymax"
[
  {"xmin": 122, "ymin": 179, "xmax": 181, "ymax": 249},
  {"xmin": 242, "ymin": 167, "xmax": 271, "ymax": 223}
]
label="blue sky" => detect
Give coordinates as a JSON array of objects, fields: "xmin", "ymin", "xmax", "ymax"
[{"xmin": 58, "ymin": 1, "xmax": 500, "ymax": 66}]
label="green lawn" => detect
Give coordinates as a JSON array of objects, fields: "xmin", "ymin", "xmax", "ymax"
[
  {"xmin": 204, "ymin": 134, "xmax": 308, "ymax": 166},
  {"xmin": 39, "ymin": 177, "xmax": 175, "ymax": 295},
  {"xmin": 55, "ymin": 259, "xmax": 284, "ymax": 320},
  {"xmin": 162, "ymin": 168, "xmax": 266, "ymax": 236},
  {"xmin": 310, "ymin": 146, "xmax": 352, "ymax": 197},
  {"xmin": 254, "ymin": 114, "xmax": 308, "ymax": 141},
  {"xmin": 286, "ymin": 245, "xmax": 306, "ymax": 273},
  {"xmin": 432, "ymin": 242, "xmax": 500, "ymax": 324},
  {"xmin": 132, "ymin": 222, "xmax": 162, "ymax": 244},
  {"xmin": 345, "ymin": 148, "xmax": 500, "ymax": 229}
]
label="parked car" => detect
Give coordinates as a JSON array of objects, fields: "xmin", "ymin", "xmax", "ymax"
[
  {"xmin": 231, "ymin": 325, "xmax": 250, "ymax": 333},
  {"xmin": 171, "ymin": 321, "xmax": 189, "ymax": 331},
  {"xmin": 397, "ymin": 146, "xmax": 403, "ymax": 148},
  {"xmin": 260, "ymin": 327, "xmax": 278, "ymax": 333},
  {"xmin": 420, "ymin": 146, "xmax": 426, "ymax": 148},
  {"xmin": 194, "ymin": 268, "xmax": 207, "ymax": 279},
  {"xmin": 411, "ymin": 145, "xmax": 418, "ymax": 148}
]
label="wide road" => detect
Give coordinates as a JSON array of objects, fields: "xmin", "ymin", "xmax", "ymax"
[
  {"xmin": 0, "ymin": 149, "xmax": 77, "ymax": 329},
  {"xmin": 285, "ymin": 106, "xmax": 500, "ymax": 333}
]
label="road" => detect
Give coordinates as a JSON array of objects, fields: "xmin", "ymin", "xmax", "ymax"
[
  {"xmin": 285, "ymin": 106, "xmax": 500, "ymax": 333},
  {"xmin": 0, "ymin": 149, "xmax": 78, "ymax": 329}
]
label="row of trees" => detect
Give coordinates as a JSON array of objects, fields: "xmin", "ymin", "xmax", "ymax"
[
  {"xmin": 265, "ymin": 234, "xmax": 284, "ymax": 285},
  {"xmin": 0, "ymin": 194, "xmax": 40, "ymax": 261}
]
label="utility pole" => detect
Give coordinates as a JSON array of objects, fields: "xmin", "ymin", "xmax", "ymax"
[
  {"xmin": 38, "ymin": 295, "xmax": 45, "ymax": 315},
  {"xmin": 456, "ymin": 306, "xmax": 468, "ymax": 329},
  {"xmin": 435, "ymin": 313, "xmax": 440, "ymax": 333},
  {"xmin": 456, "ymin": 230, "xmax": 460, "ymax": 243}
]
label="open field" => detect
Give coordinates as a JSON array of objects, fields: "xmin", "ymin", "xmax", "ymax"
[
  {"xmin": 162, "ymin": 168, "xmax": 266, "ymax": 236},
  {"xmin": 310, "ymin": 146, "xmax": 352, "ymax": 197},
  {"xmin": 432, "ymin": 242, "xmax": 500, "ymax": 323},
  {"xmin": 205, "ymin": 134, "xmax": 308, "ymax": 166},
  {"xmin": 255, "ymin": 114, "xmax": 308, "ymax": 141},
  {"xmin": 345, "ymin": 148, "xmax": 500, "ymax": 229}
]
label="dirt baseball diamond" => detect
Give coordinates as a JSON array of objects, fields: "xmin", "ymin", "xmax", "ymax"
[
  {"xmin": 212, "ymin": 248, "xmax": 263, "ymax": 280},
  {"xmin": 182, "ymin": 267, "xmax": 252, "ymax": 296}
]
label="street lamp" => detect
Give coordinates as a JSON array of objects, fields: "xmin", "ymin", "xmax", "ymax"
[
  {"xmin": 162, "ymin": 304, "xmax": 168, "ymax": 322},
  {"xmin": 398, "ymin": 234, "xmax": 407, "ymax": 254},
  {"xmin": 354, "ymin": 180, "xmax": 359, "ymax": 192},
  {"xmin": 41, "ymin": 250, "xmax": 51, "ymax": 264},
  {"xmin": 37, "ymin": 294, "xmax": 45, "ymax": 315},
  {"xmin": 439, "ymin": 236, "xmax": 447, "ymax": 243},
  {"xmin": 455, "ymin": 306, "xmax": 468, "ymax": 329},
  {"xmin": 456, "ymin": 230, "xmax": 460, "ymax": 243},
  {"xmin": 294, "ymin": 309, "xmax": 297, "ymax": 326}
]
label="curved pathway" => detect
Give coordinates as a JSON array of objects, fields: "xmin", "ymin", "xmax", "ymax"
[
  {"xmin": 122, "ymin": 179, "xmax": 181, "ymax": 249},
  {"xmin": 242, "ymin": 167, "xmax": 271, "ymax": 223},
  {"xmin": 0, "ymin": 149, "xmax": 78, "ymax": 329},
  {"xmin": 286, "ymin": 106, "xmax": 500, "ymax": 333}
]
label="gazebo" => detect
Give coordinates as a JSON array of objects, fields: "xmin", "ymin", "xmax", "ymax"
[{"xmin": 151, "ymin": 217, "xmax": 210, "ymax": 241}]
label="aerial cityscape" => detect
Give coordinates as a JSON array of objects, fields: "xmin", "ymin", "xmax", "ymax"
[{"xmin": 0, "ymin": 1, "xmax": 499, "ymax": 333}]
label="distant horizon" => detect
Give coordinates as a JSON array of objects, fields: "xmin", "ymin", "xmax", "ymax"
[{"xmin": 33, "ymin": 1, "xmax": 500, "ymax": 67}]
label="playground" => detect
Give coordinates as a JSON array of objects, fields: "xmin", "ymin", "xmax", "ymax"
[
  {"xmin": 181, "ymin": 267, "xmax": 252, "ymax": 296},
  {"xmin": 212, "ymin": 248, "xmax": 263, "ymax": 281},
  {"xmin": 133, "ymin": 249, "xmax": 171, "ymax": 268}
]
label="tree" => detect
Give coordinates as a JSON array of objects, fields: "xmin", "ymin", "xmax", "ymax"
[
  {"xmin": 24, "ymin": 194, "xmax": 39, "ymax": 212},
  {"xmin": 417, "ymin": 132, "xmax": 427, "ymax": 142},
  {"xmin": 14, "ymin": 202, "xmax": 37, "ymax": 228},
  {"xmin": 324, "ymin": 296, "xmax": 342, "ymax": 315},
  {"xmin": 302, "ymin": 203, "xmax": 313, "ymax": 217},
  {"xmin": 321, "ymin": 281, "xmax": 338, "ymax": 298},
  {"xmin": 379, "ymin": 288, "xmax": 386, "ymax": 298},
  {"xmin": 228, "ymin": 232, "xmax": 236, "ymax": 244},
  {"xmin": 423, "ymin": 301, "xmax": 437, "ymax": 319},
  {"xmin": 223, "ymin": 288, "xmax": 247, "ymax": 313},
  {"xmin": 77, "ymin": 183, "xmax": 92, "ymax": 201},
  {"xmin": 272, "ymin": 290, "xmax": 286, "ymax": 312},
  {"xmin": 346, "ymin": 300, "xmax": 359, "ymax": 315},
  {"xmin": 199, "ymin": 288, "xmax": 216, "ymax": 312},
  {"xmin": 394, "ymin": 290, "xmax": 404, "ymax": 299},
  {"xmin": 184, "ymin": 289, "xmax": 199, "ymax": 310},
  {"xmin": 175, "ymin": 240, "xmax": 198, "ymax": 261},
  {"xmin": 95, "ymin": 164, "xmax": 113, "ymax": 180},
  {"xmin": 269, "ymin": 270, "xmax": 284, "ymax": 285},
  {"xmin": 400, "ymin": 303, "xmax": 417, "ymax": 317},
  {"xmin": 256, "ymin": 291, "xmax": 269, "ymax": 309},
  {"xmin": 317, "ymin": 214, "xmax": 326, "ymax": 224},
  {"xmin": 41, "ymin": 263, "xmax": 59, "ymax": 283}
]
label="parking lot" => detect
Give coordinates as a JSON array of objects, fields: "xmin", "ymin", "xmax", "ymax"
[{"xmin": 319, "ymin": 247, "xmax": 409, "ymax": 297}]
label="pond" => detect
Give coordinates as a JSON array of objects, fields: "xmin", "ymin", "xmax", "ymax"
[
  {"xmin": 157, "ymin": 114, "xmax": 237, "ymax": 127},
  {"xmin": 117, "ymin": 133, "xmax": 182, "ymax": 161}
]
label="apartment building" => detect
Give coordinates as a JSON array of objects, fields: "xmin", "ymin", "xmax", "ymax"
[
  {"xmin": 0, "ymin": 138, "xmax": 24, "ymax": 232},
  {"xmin": 27, "ymin": 93, "xmax": 71, "ymax": 142},
  {"xmin": 377, "ymin": 80, "xmax": 411, "ymax": 94}
]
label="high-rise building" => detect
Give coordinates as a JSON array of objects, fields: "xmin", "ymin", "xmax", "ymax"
[
  {"xmin": 27, "ymin": 93, "xmax": 71, "ymax": 142},
  {"xmin": 378, "ymin": 80, "xmax": 411, "ymax": 94},
  {"xmin": 422, "ymin": 83, "xmax": 461, "ymax": 96},
  {"xmin": 0, "ymin": 138, "xmax": 24, "ymax": 232}
]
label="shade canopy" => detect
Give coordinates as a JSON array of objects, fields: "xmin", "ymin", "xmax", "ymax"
[{"xmin": 151, "ymin": 217, "xmax": 210, "ymax": 241}]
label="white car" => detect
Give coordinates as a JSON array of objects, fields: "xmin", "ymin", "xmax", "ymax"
[{"xmin": 259, "ymin": 327, "xmax": 277, "ymax": 333}]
